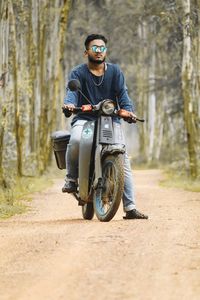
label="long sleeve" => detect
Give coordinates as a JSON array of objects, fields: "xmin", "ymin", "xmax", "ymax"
[
  {"xmin": 115, "ymin": 68, "xmax": 135, "ymax": 112},
  {"xmin": 64, "ymin": 70, "xmax": 79, "ymax": 106}
]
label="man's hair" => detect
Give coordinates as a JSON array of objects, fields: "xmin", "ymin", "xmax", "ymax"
[{"xmin": 84, "ymin": 34, "xmax": 107, "ymax": 49}]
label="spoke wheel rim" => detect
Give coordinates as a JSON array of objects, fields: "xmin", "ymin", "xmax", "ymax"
[{"xmin": 96, "ymin": 161, "xmax": 117, "ymax": 216}]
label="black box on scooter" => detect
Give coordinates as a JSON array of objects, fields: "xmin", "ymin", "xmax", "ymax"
[{"xmin": 51, "ymin": 131, "xmax": 71, "ymax": 169}]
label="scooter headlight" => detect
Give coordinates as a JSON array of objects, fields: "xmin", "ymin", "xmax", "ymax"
[{"xmin": 101, "ymin": 100, "xmax": 115, "ymax": 115}]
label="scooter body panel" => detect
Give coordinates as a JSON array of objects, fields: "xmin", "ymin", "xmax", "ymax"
[
  {"xmin": 93, "ymin": 117, "xmax": 125, "ymax": 188},
  {"xmin": 79, "ymin": 121, "xmax": 95, "ymax": 201},
  {"xmin": 78, "ymin": 117, "xmax": 125, "ymax": 202}
]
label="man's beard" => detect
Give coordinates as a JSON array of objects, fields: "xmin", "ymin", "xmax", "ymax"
[{"xmin": 88, "ymin": 55, "xmax": 105, "ymax": 64}]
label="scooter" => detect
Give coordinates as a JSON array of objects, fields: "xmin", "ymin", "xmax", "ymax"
[{"xmin": 52, "ymin": 79, "xmax": 144, "ymax": 222}]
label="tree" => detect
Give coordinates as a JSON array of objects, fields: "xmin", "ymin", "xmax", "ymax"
[
  {"xmin": 181, "ymin": 0, "xmax": 199, "ymax": 178},
  {"xmin": 0, "ymin": 0, "xmax": 71, "ymax": 189}
]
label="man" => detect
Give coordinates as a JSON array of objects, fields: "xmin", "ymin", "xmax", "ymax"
[{"xmin": 63, "ymin": 34, "xmax": 148, "ymax": 220}]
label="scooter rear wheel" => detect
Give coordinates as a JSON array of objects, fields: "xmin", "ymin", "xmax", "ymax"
[
  {"xmin": 93, "ymin": 154, "xmax": 124, "ymax": 222},
  {"xmin": 82, "ymin": 202, "xmax": 94, "ymax": 220}
]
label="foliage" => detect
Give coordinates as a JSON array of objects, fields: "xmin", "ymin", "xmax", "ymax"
[{"xmin": 160, "ymin": 168, "xmax": 200, "ymax": 192}]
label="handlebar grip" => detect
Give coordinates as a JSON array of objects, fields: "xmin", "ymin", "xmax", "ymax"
[
  {"xmin": 136, "ymin": 118, "xmax": 145, "ymax": 122},
  {"xmin": 125, "ymin": 117, "xmax": 145, "ymax": 123}
]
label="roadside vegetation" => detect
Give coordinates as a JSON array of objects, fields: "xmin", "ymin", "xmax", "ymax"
[
  {"xmin": 0, "ymin": 163, "xmax": 65, "ymax": 219},
  {"xmin": 160, "ymin": 169, "xmax": 200, "ymax": 193}
]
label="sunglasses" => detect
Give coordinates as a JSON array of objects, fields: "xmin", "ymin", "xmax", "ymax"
[{"xmin": 90, "ymin": 45, "xmax": 107, "ymax": 53}]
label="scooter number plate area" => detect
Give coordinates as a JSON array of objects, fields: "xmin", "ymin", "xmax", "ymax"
[{"xmin": 99, "ymin": 116, "xmax": 114, "ymax": 144}]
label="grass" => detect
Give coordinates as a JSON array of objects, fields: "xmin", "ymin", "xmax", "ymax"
[
  {"xmin": 0, "ymin": 163, "xmax": 66, "ymax": 219},
  {"xmin": 160, "ymin": 169, "xmax": 200, "ymax": 192},
  {"xmin": 0, "ymin": 176, "xmax": 52, "ymax": 219},
  {"xmin": 0, "ymin": 202, "xmax": 27, "ymax": 219},
  {"xmin": 133, "ymin": 159, "xmax": 200, "ymax": 193}
]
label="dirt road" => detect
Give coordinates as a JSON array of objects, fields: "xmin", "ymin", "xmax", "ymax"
[{"xmin": 0, "ymin": 170, "xmax": 200, "ymax": 300}]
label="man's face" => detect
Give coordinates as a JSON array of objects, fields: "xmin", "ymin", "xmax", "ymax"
[{"xmin": 85, "ymin": 39, "xmax": 107, "ymax": 64}]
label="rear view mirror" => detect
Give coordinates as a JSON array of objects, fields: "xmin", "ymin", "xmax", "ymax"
[{"xmin": 68, "ymin": 79, "xmax": 81, "ymax": 91}]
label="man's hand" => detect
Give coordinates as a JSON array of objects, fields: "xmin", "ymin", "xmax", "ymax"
[
  {"xmin": 62, "ymin": 104, "xmax": 75, "ymax": 118},
  {"xmin": 62, "ymin": 104, "xmax": 75, "ymax": 111},
  {"xmin": 118, "ymin": 109, "xmax": 138, "ymax": 123},
  {"xmin": 129, "ymin": 112, "xmax": 137, "ymax": 123}
]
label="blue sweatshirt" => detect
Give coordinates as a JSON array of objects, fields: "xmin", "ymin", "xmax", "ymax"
[{"xmin": 64, "ymin": 63, "xmax": 134, "ymax": 125}]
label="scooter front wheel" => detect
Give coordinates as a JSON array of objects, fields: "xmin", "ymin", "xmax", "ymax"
[
  {"xmin": 93, "ymin": 154, "xmax": 124, "ymax": 222},
  {"xmin": 82, "ymin": 202, "xmax": 94, "ymax": 220}
]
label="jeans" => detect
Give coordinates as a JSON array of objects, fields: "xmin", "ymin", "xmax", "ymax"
[{"xmin": 65, "ymin": 120, "xmax": 136, "ymax": 212}]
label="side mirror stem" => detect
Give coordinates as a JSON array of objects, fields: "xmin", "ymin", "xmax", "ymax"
[{"xmin": 77, "ymin": 89, "xmax": 92, "ymax": 105}]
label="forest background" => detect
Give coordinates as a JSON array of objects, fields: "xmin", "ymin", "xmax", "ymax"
[{"xmin": 0, "ymin": 0, "xmax": 200, "ymax": 214}]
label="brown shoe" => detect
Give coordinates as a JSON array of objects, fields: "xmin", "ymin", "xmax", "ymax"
[{"xmin": 123, "ymin": 209, "xmax": 148, "ymax": 219}]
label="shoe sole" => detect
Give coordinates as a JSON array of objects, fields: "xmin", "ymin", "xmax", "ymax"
[
  {"xmin": 62, "ymin": 189, "xmax": 77, "ymax": 193},
  {"xmin": 123, "ymin": 216, "xmax": 148, "ymax": 220}
]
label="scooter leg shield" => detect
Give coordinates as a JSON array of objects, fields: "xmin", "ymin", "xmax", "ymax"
[{"xmin": 79, "ymin": 121, "xmax": 95, "ymax": 201}]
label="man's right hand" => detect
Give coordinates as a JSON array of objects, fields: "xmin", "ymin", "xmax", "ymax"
[
  {"xmin": 62, "ymin": 104, "xmax": 75, "ymax": 118},
  {"xmin": 62, "ymin": 104, "xmax": 75, "ymax": 111}
]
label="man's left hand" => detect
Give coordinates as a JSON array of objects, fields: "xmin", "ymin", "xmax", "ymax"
[{"xmin": 129, "ymin": 112, "xmax": 137, "ymax": 123}]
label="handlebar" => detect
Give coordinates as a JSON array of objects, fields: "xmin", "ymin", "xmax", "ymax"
[{"xmin": 62, "ymin": 106, "xmax": 145, "ymax": 123}]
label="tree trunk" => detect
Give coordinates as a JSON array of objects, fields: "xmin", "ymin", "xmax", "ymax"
[
  {"xmin": 9, "ymin": 0, "xmax": 23, "ymax": 176},
  {"xmin": 181, "ymin": 0, "xmax": 198, "ymax": 179}
]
